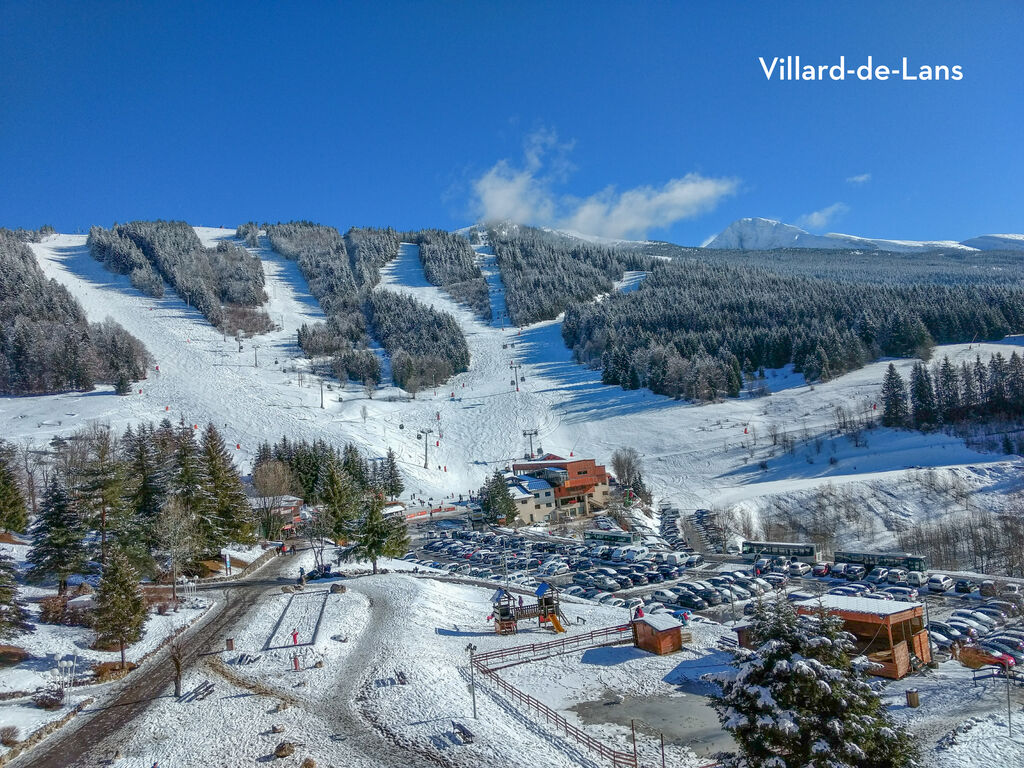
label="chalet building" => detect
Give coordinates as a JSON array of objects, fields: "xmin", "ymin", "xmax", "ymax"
[{"xmin": 511, "ymin": 454, "xmax": 610, "ymax": 522}]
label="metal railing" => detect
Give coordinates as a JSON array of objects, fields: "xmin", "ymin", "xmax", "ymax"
[{"xmin": 474, "ymin": 624, "xmax": 633, "ymax": 671}]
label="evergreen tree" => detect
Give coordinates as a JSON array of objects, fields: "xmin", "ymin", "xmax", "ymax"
[
  {"xmin": 80, "ymin": 426, "xmax": 128, "ymax": 568},
  {"xmin": 320, "ymin": 459, "xmax": 361, "ymax": 539},
  {"xmin": 122, "ymin": 424, "xmax": 169, "ymax": 564},
  {"xmin": 170, "ymin": 421, "xmax": 215, "ymax": 551},
  {"xmin": 200, "ymin": 424, "xmax": 254, "ymax": 545},
  {"xmin": 479, "ymin": 470, "xmax": 517, "ymax": 526},
  {"xmin": 341, "ymin": 443, "xmax": 369, "ymax": 489},
  {"xmin": 706, "ymin": 598, "xmax": 919, "ymax": 768},
  {"xmin": 0, "ymin": 552, "xmax": 29, "ymax": 639},
  {"xmin": 93, "ymin": 548, "xmax": 148, "ymax": 669},
  {"xmin": 380, "ymin": 448, "xmax": 404, "ymax": 499},
  {"xmin": 909, "ymin": 362, "xmax": 938, "ymax": 428},
  {"xmin": 27, "ymin": 477, "xmax": 87, "ymax": 594},
  {"xmin": 0, "ymin": 446, "xmax": 28, "ymax": 533},
  {"xmin": 935, "ymin": 357, "xmax": 962, "ymax": 422},
  {"xmin": 338, "ymin": 493, "xmax": 409, "ymax": 574},
  {"xmin": 880, "ymin": 364, "xmax": 910, "ymax": 427}
]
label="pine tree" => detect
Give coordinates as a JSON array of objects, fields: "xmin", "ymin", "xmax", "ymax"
[
  {"xmin": 338, "ymin": 493, "xmax": 409, "ymax": 574},
  {"xmin": 0, "ymin": 446, "xmax": 28, "ymax": 533},
  {"xmin": 170, "ymin": 421, "xmax": 214, "ymax": 551},
  {"xmin": 93, "ymin": 548, "xmax": 148, "ymax": 669},
  {"xmin": 706, "ymin": 598, "xmax": 920, "ymax": 768},
  {"xmin": 479, "ymin": 470, "xmax": 517, "ymax": 526},
  {"xmin": 381, "ymin": 448, "xmax": 404, "ymax": 499},
  {"xmin": 27, "ymin": 477, "xmax": 88, "ymax": 594},
  {"xmin": 909, "ymin": 362, "xmax": 938, "ymax": 428},
  {"xmin": 936, "ymin": 357, "xmax": 962, "ymax": 422},
  {"xmin": 320, "ymin": 459, "xmax": 361, "ymax": 539},
  {"xmin": 0, "ymin": 552, "xmax": 29, "ymax": 639},
  {"xmin": 80, "ymin": 426, "xmax": 128, "ymax": 568},
  {"xmin": 122, "ymin": 423, "xmax": 169, "ymax": 560},
  {"xmin": 880, "ymin": 364, "xmax": 909, "ymax": 427},
  {"xmin": 342, "ymin": 444, "xmax": 369, "ymax": 488},
  {"xmin": 200, "ymin": 424, "xmax": 254, "ymax": 545}
]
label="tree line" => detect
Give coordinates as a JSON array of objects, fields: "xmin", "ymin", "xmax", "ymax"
[
  {"xmin": 0, "ymin": 229, "xmax": 151, "ymax": 395},
  {"xmin": 263, "ymin": 221, "xmax": 470, "ymax": 391},
  {"xmin": 404, "ymin": 229, "xmax": 491, "ymax": 319},
  {"xmin": 251, "ymin": 436, "xmax": 407, "ymax": 573},
  {"xmin": 89, "ymin": 221, "xmax": 272, "ymax": 335},
  {"xmin": 488, "ymin": 224, "xmax": 653, "ymax": 326},
  {"xmin": 563, "ymin": 257, "xmax": 1024, "ymax": 402},
  {"xmin": 881, "ymin": 351, "xmax": 1024, "ymax": 453}
]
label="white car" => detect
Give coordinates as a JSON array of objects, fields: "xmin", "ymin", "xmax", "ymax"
[
  {"xmin": 789, "ymin": 562, "xmax": 811, "ymax": 576},
  {"xmin": 927, "ymin": 574, "xmax": 954, "ymax": 593}
]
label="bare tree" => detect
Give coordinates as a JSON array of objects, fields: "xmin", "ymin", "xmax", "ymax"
[
  {"xmin": 155, "ymin": 496, "xmax": 202, "ymax": 603},
  {"xmin": 252, "ymin": 460, "xmax": 293, "ymax": 539},
  {"xmin": 611, "ymin": 447, "xmax": 642, "ymax": 489}
]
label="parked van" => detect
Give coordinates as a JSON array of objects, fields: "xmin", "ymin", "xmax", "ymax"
[
  {"xmin": 906, "ymin": 571, "xmax": 928, "ymax": 587},
  {"xmin": 623, "ymin": 546, "xmax": 650, "ymax": 563},
  {"xmin": 610, "ymin": 547, "xmax": 626, "ymax": 562},
  {"xmin": 886, "ymin": 568, "xmax": 909, "ymax": 585},
  {"xmin": 665, "ymin": 552, "xmax": 689, "ymax": 567}
]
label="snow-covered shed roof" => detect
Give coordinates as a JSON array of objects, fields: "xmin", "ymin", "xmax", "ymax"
[
  {"xmin": 508, "ymin": 485, "xmax": 533, "ymax": 501},
  {"xmin": 795, "ymin": 595, "xmax": 922, "ymax": 618},
  {"xmin": 637, "ymin": 614, "xmax": 683, "ymax": 632}
]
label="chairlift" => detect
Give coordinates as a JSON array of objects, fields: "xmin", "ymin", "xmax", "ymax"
[
  {"xmin": 510, "ymin": 379, "xmax": 515, "ymax": 386},
  {"xmin": 520, "ymin": 376, "xmax": 525, "ymax": 382},
  {"xmin": 417, "ymin": 433, "xmax": 422, "ymax": 440},
  {"xmin": 399, "ymin": 423, "xmax": 404, "ymax": 430}
]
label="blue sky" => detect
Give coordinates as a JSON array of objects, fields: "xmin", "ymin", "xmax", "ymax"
[{"xmin": 1, "ymin": 1, "xmax": 1021, "ymax": 244}]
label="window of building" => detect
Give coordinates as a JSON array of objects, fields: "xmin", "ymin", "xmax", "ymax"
[
  {"xmin": 535, "ymin": 503, "xmax": 541, "ymax": 509},
  {"xmin": 546, "ymin": 502, "xmax": 552, "ymax": 507},
  {"xmin": 577, "ymin": 469, "xmax": 588, "ymax": 475}
]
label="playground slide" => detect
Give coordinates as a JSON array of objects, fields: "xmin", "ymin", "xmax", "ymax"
[{"xmin": 549, "ymin": 614, "xmax": 566, "ymax": 633}]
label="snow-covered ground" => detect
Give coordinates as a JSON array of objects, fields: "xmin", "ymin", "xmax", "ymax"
[
  {"xmin": 7, "ymin": 229, "xmax": 1020, "ymax": 549},
  {"xmin": 82, "ymin": 566, "xmax": 730, "ymax": 767}
]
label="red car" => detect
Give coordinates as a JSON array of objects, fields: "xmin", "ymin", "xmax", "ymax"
[{"xmin": 812, "ymin": 562, "xmax": 832, "ymax": 577}]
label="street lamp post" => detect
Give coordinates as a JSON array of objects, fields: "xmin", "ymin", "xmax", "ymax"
[{"xmin": 466, "ymin": 643, "xmax": 478, "ymax": 718}]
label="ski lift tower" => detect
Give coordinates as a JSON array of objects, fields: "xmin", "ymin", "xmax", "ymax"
[
  {"xmin": 420, "ymin": 428, "xmax": 434, "ymax": 468},
  {"xmin": 522, "ymin": 428, "xmax": 539, "ymax": 459}
]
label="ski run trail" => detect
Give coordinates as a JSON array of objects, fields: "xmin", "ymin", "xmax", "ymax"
[{"xmin": 10, "ymin": 227, "xmax": 1021, "ymax": 545}]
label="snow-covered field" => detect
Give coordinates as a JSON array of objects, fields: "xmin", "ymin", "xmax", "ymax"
[{"xmin": 8, "ymin": 228, "xmax": 1018, "ymax": 552}]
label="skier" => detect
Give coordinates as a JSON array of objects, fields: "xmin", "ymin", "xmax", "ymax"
[
  {"xmin": 518, "ymin": 595, "xmax": 524, "ymax": 609},
  {"xmin": 291, "ymin": 628, "xmax": 299, "ymax": 645},
  {"xmin": 299, "ymin": 566, "xmax": 305, "ymax": 579}
]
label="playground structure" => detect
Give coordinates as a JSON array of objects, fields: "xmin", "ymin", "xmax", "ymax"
[{"xmin": 491, "ymin": 582, "xmax": 566, "ymax": 635}]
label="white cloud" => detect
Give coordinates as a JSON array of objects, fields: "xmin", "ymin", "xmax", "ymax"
[
  {"xmin": 846, "ymin": 172, "xmax": 872, "ymax": 184},
  {"xmin": 469, "ymin": 130, "xmax": 738, "ymax": 239},
  {"xmin": 796, "ymin": 202, "xmax": 850, "ymax": 231}
]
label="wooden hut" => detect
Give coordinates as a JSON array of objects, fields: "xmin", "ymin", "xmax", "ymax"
[
  {"xmin": 632, "ymin": 614, "xmax": 687, "ymax": 655},
  {"xmin": 795, "ymin": 595, "xmax": 931, "ymax": 679}
]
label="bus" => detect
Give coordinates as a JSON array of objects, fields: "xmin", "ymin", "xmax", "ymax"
[
  {"xmin": 584, "ymin": 529, "xmax": 641, "ymax": 546},
  {"xmin": 833, "ymin": 551, "xmax": 928, "ymax": 573},
  {"xmin": 741, "ymin": 540, "xmax": 821, "ymax": 563}
]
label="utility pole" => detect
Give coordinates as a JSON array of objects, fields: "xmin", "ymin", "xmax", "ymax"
[
  {"xmin": 319, "ymin": 378, "xmax": 324, "ymax": 409},
  {"xmin": 466, "ymin": 643, "xmax": 478, "ymax": 718},
  {"xmin": 522, "ymin": 429, "xmax": 538, "ymax": 459},
  {"xmin": 253, "ymin": 344, "xmax": 259, "ymax": 367},
  {"xmin": 421, "ymin": 428, "xmax": 434, "ymax": 469}
]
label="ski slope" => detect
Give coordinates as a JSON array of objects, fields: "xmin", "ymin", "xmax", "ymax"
[{"xmin": 7, "ymin": 228, "xmax": 1021, "ymax": 546}]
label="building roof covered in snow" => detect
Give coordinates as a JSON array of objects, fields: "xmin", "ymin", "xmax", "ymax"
[
  {"xmin": 637, "ymin": 613, "xmax": 683, "ymax": 632},
  {"xmin": 794, "ymin": 595, "xmax": 923, "ymax": 617}
]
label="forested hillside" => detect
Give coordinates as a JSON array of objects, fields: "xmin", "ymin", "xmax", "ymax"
[
  {"xmin": 264, "ymin": 221, "xmax": 470, "ymax": 390},
  {"xmin": 562, "ymin": 257, "xmax": 1024, "ymax": 401},
  {"xmin": 488, "ymin": 225, "xmax": 654, "ymax": 325},
  {"xmin": 406, "ymin": 229, "xmax": 490, "ymax": 319},
  {"xmin": 88, "ymin": 221, "xmax": 271, "ymax": 334},
  {"xmin": 0, "ymin": 229, "xmax": 151, "ymax": 395},
  {"xmin": 369, "ymin": 290, "xmax": 470, "ymax": 390}
]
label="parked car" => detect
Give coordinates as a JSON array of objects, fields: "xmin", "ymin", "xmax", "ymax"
[
  {"xmin": 986, "ymin": 599, "xmax": 1021, "ymax": 618},
  {"xmin": 831, "ymin": 563, "xmax": 849, "ymax": 578},
  {"xmin": 789, "ymin": 562, "xmax": 812, "ymax": 576},
  {"xmin": 883, "ymin": 586, "xmax": 919, "ymax": 601},
  {"xmin": 945, "ymin": 620, "xmax": 980, "ymax": 640},
  {"xmin": 928, "ymin": 574, "xmax": 954, "ymax": 593},
  {"xmin": 887, "ymin": 568, "xmax": 909, "ymax": 585},
  {"xmin": 955, "ymin": 579, "xmax": 976, "ymax": 594},
  {"xmin": 811, "ymin": 562, "xmax": 832, "ymax": 577},
  {"xmin": 845, "ymin": 565, "xmax": 867, "ymax": 581},
  {"xmin": 906, "ymin": 571, "xmax": 928, "ymax": 587},
  {"xmin": 865, "ymin": 567, "xmax": 890, "ymax": 584},
  {"xmin": 980, "ymin": 580, "xmax": 999, "ymax": 597},
  {"xmin": 675, "ymin": 593, "xmax": 708, "ymax": 610}
]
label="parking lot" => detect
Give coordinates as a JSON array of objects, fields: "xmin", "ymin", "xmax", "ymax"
[{"xmin": 404, "ymin": 503, "xmax": 1024, "ymax": 668}]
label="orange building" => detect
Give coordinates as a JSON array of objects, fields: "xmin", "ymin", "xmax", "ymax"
[
  {"xmin": 632, "ymin": 614, "xmax": 690, "ymax": 655},
  {"xmin": 511, "ymin": 453, "xmax": 610, "ymax": 519}
]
